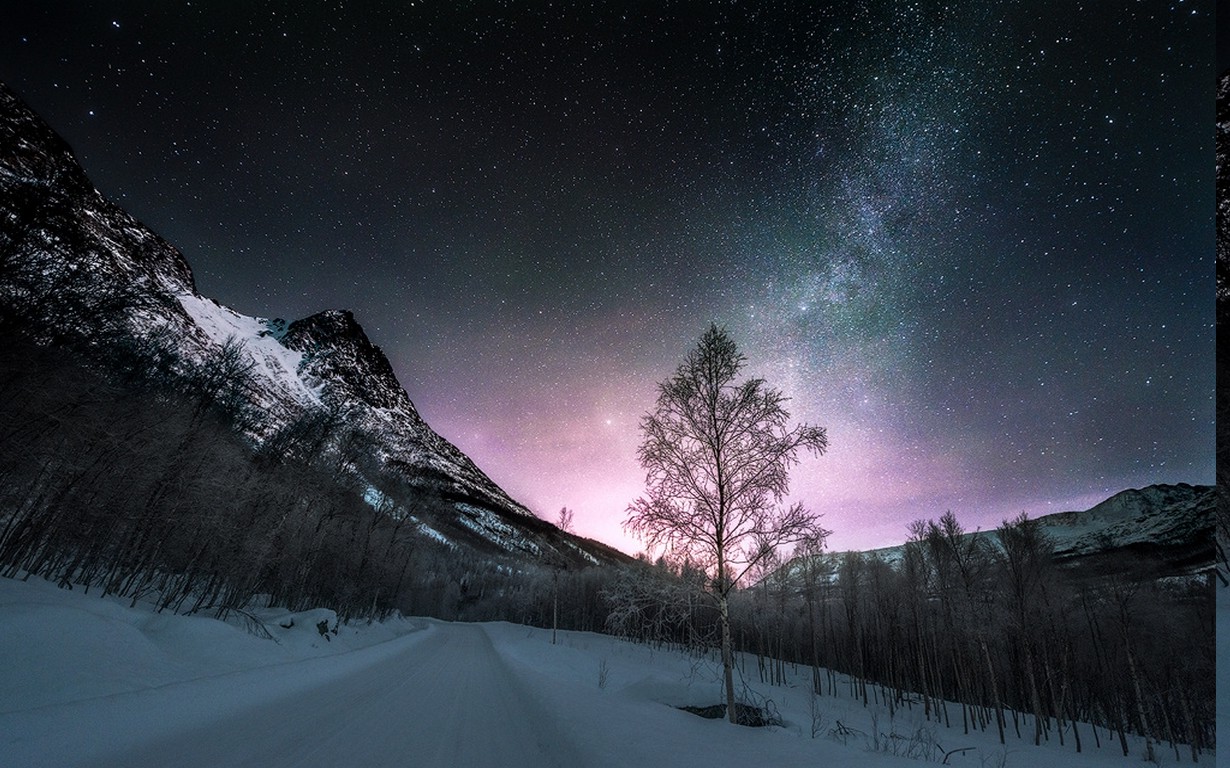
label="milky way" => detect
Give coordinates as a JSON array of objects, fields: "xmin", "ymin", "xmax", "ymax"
[{"xmin": 0, "ymin": 2, "xmax": 1213, "ymax": 552}]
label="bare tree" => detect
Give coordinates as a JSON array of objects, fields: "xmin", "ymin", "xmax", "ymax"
[
  {"xmin": 625, "ymin": 323, "xmax": 828, "ymax": 723},
  {"xmin": 557, "ymin": 506, "xmax": 574, "ymax": 533}
]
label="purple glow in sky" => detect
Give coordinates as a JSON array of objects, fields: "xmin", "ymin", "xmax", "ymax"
[{"xmin": 1, "ymin": 3, "xmax": 1213, "ymax": 553}]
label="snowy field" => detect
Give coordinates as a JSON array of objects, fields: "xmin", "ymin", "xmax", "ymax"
[{"xmin": 0, "ymin": 575, "xmax": 1216, "ymax": 768}]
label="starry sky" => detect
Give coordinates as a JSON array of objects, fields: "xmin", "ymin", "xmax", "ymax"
[{"xmin": 1, "ymin": 2, "xmax": 1215, "ymax": 553}]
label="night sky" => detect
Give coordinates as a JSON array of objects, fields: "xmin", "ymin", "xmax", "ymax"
[{"xmin": 1, "ymin": 2, "xmax": 1214, "ymax": 553}]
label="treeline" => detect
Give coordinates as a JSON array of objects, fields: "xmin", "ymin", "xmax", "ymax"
[
  {"xmin": 598, "ymin": 512, "xmax": 1215, "ymax": 761},
  {"xmin": 0, "ymin": 321, "xmax": 643, "ymax": 637},
  {"xmin": 0, "ymin": 332, "xmax": 506, "ymax": 623}
]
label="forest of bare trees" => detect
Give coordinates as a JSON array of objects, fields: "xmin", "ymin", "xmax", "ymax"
[
  {"xmin": 0, "ymin": 331, "xmax": 505, "ymax": 624},
  {"xmin": 597, "ymin": 512, "xmax": 1215, "ymax": 761}
]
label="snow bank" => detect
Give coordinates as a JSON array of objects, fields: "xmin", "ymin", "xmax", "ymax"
[
  {"xmin": 0, "ymin": 577, "xmax": 426, "ymax": 765},
  {"xmin": 0, "ymin": 577, "xmax": 423, "ymax": 712}
]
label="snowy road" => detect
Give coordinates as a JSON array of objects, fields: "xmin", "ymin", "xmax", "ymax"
[{"xmin": 87, "ymin": 622, "xmax": 578, "ymax": 768}]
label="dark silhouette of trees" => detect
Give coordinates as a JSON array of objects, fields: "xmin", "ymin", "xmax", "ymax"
[
  {"xmin": 0, "ymin": 325, "xmax": 629, "ymax": 635},
  {"xmin": 0, "ymin": 333, "xmax": 430, "ymax": 622},
  {"xmin": 625, "ymin": 324, "xmax": 828, "ymax": 723},
  {"xmin": 715, "ymin": 509, "xmax": 1214, "ymax": 760}
]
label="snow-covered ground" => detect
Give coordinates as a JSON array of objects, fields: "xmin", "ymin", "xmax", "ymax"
[{"xmin": 0, "ymin": 576, "xmax": 1214, "ymax": 767}]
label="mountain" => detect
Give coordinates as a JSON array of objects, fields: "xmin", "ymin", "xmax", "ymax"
[
  {"xmin": 815, "ymin": 483, "xmax": 1215, "ymax": 581},
  {"xmin": 0, "ymin": 80, "xmax": 624, "ymax": 568},
  {"xmin": 1040, "ymin": 483, "xmax": 1212, "ymax": 561}
]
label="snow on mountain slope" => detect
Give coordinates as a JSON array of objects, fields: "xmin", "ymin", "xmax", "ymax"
[{"xmin": 175, "ymin": 292, "xmax": 322, "ymax": 411}]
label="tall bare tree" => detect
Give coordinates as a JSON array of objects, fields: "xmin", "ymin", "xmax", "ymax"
[{"xmin": 625, "ymin": 324, "xmax": 828, "ymax": 723}]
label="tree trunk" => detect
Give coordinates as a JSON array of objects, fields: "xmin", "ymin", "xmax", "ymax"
[
  {"xmin": 981, "ymin": 638, "xmax": 1005, "ymax": 744},
  {"xmin": 1123, "ymin": 637, "xmax": 1153, "ymax": 761},
  {"xmin": 719, "ymin": 591, "xmax": 736, "ymax": 724}
]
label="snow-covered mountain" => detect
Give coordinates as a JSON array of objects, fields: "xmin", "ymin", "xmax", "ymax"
[
  {"xmin": 0, "ymin": 81, "xmax": 623, "ymax": 567},
  {"xmin": 1040, "ymin": 483, "xmax": 1213, "ymax": 560},
  {"xmin": 820, "ymin": 483, "xmax": 1214, "ymax": 579}
]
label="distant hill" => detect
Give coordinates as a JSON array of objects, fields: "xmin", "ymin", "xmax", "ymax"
[{"xmin": 806, "ymin": 483, "xmax": 1214, "ymax": 581}]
